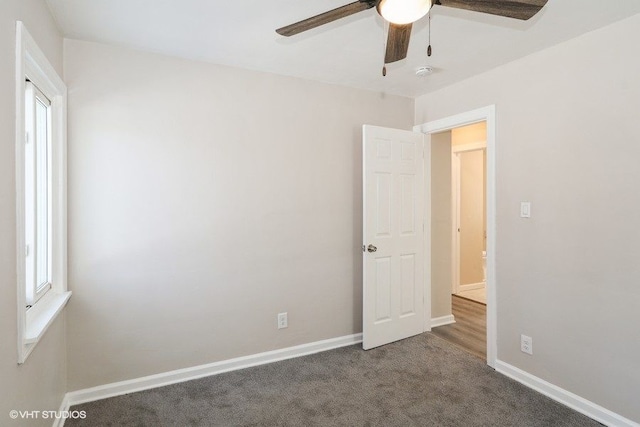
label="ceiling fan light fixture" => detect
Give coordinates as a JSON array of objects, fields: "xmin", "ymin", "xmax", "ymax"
[{"xmin": 377, "ymin": 0, "xmax": 431, "ymax": 25}]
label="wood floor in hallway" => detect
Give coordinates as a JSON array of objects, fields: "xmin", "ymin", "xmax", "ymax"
[{"xmin": 431, "ymin": 295, "xmax": 486, "ymax": 360}]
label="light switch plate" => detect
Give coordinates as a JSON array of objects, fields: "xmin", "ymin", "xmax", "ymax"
[{"xmin": 520, "ymin": 202, "xmax": 531, "ymax": 218}]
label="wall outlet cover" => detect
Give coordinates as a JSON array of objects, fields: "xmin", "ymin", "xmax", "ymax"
[
  {"xmin": 277, "ymin": 312, "xmax": 288, "ymax": 329},
  {"xmin": 521, "ymin": 334, "xmax": 533, "ymax": 355}
]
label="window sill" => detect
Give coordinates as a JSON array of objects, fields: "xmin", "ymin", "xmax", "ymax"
[{"xmin": 25, "ymin": 291, "xmax": 72, "ymax": 344}]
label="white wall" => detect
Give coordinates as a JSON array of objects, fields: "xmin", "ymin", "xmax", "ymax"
[
  {"xmin": 416, "ymin": 14, "xmax": 640, "ymax": 422},
  {"xmin": 64, "ymin": 39, "xmax": 414, "ymax": 390},
  {"xmin": 430, "ymin": 131, "xmax": 452, "ymax": 319},
  {"xmin": 0, "ymin": 1, "xmax": 67, "ymax": 425},
  {"xmin": 451, "ymin": 122, "xmax": 486, "ymax": 147},
  {"xmin": 451, "ymin": 122, "xmax": 487, "ymax": 286},
  {"xmin": 458, "ymin": 149, "xmax": 484, "ymax": 285}
]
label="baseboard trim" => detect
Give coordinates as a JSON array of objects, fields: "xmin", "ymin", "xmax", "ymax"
[
  {"xmin": 431, "ymin": 314, "xmax": 455, "ymax": 328},
  {"xmin": 52, "ymin": 394, "xmax": 70, "ymax": 427},
  {"xmin": 63, "ymin": 333, "xmax": 362, "ymax": 410},
  {"xmin": 495, "ymin": 360, "xmax": 639, "ymax": 427},
  {"xmin": 59, "ymin": 337, "xmax": 638, "ymax": 427},
  {"xmin": 459, "ymin": 282, "xmax": 485, "ymax": 292}
]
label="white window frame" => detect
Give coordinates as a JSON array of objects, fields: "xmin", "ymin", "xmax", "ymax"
[
  {"xmin": 24, "ymin": 81, "xmax": 53, "ymax": 307},
  {"xmin": 15, "ymin": 21, "xmax": 70, "ymax": 364}
]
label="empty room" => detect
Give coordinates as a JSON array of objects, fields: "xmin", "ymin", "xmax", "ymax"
[{"xmin": 1, "ymin": 0, "xmax": 639, "ymax": 426}]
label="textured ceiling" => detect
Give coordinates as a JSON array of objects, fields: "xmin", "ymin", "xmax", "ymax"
[{"xmin": 47, "ymin": 0, "xmax": 640, "ymax": 97}]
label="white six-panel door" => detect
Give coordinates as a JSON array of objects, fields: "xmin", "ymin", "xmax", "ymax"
[{"xmin": 363, "ymin": 125, "xmax": 427, "ymax": 350}]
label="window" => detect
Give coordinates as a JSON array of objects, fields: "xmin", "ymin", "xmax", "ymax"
[
  {"xmin": 16, "ymin": 22, "xmax": 70, "ymax": 363},
  {"xmin": 24, "ymin": 81, "xmax": 53, "ymax": 307}
]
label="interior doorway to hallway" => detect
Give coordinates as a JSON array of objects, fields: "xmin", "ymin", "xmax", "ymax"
[
  {"xmin": 429, "ymin": 122, "xmax": 487, "ymax": 360},
  {"xmin": 414, "ymin": 104, "xmax": 496, "ymax": 367},
  {"xmin": 452, "ymin": 123, "xmax": 487, "ymax": 306}
]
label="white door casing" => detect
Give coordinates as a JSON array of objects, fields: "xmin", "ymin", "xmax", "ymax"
[{"xmin": 362, "ymin": 125, "xmax": 427, "ymax": 350}]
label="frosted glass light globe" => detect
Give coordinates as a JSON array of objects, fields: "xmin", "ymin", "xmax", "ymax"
[{"xmin": 378, "ymin": 0, "xmax": 432, "ymax": 25}]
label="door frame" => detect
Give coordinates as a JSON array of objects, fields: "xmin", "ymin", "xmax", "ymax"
[
  {"xmin": 451, "ymin": 143, "xmax": 486, "ymax": 295},
  {"xmin": 414, "ymin": 105, "xmax": 497, "ymax": 368}
]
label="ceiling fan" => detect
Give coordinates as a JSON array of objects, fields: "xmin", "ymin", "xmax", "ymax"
[{"xmin": 276, "ymin": 0, "xmax": 549, "ymax": 66}]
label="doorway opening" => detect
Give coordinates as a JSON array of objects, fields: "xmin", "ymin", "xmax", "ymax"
[
  {"xmin": 452, "ymin": 123, "xmax": 487, "ymax": 305},
  {"xmin": 414, "ymin": 105, "xmax": 496, "ymax": 367},
  {"xmin": 429, "ymin": 123, "xmax": 487, "ymax": 360}
]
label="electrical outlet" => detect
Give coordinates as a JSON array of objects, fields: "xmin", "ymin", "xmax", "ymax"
[
  {"xmin": 277, "ymin": 312, "xmax": 288, "ymax": 329},
  {"xmin": 521, "ymin": 334, "xmax": 533, "ymax": 355}
]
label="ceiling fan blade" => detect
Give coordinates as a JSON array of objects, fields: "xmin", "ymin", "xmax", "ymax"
[
  {"xmin": 276, "ymin": 1, "xmax": 376, "ymax": 37},
  {"xmin": 385, "ymin": 23, "xmax": 412, "ymax": 64},
  {"xmin": 436, "ymin": 0, "xmax": 548, "ymax": 20}
]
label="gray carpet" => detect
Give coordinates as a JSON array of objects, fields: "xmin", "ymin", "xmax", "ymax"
[{"xmin": 67, "ymin": 333, "xmax": 601, "ymax": 426}]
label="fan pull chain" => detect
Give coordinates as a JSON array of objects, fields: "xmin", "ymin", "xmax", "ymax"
[
  {"xmin": 382, "ymin": 20, "xmax": 387, "ymax": 77},
  {"xmin": 427, "ymin": 11, "xmax": 432, "ymax": 57}
]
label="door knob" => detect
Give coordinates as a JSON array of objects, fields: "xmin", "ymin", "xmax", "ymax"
[{"xmin": 367, "ymin": 244, "xmax": 377, "ymax": 253}]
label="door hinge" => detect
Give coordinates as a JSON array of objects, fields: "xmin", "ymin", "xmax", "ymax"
[{"xmin": 25, "ymin": 132, "xmax": 29, "ymax": 144}]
